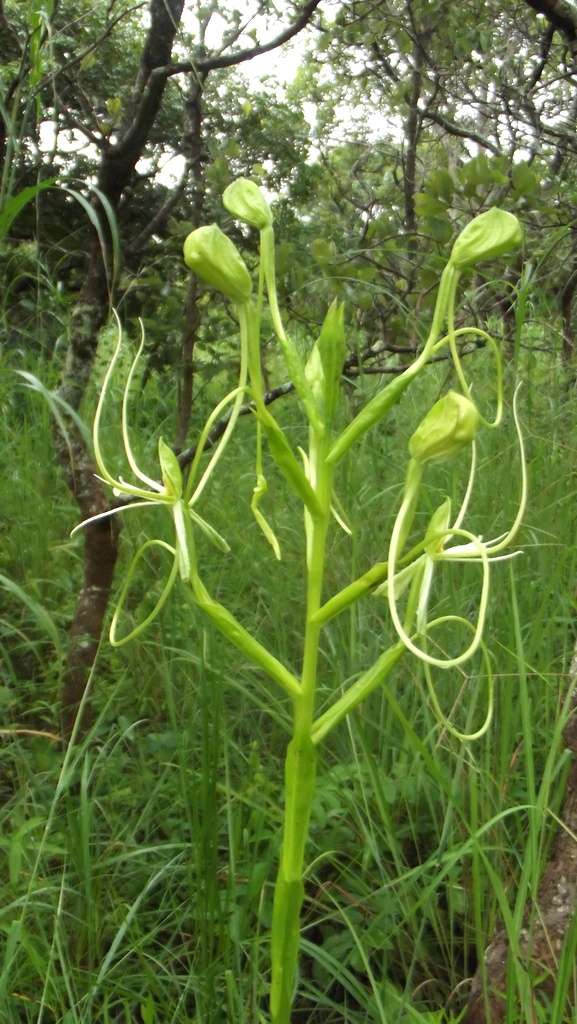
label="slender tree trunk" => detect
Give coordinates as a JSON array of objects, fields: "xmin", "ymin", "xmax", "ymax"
[
  {"xmin": 464, "ymin": 644, "xmax": 577, "ymax": 1022},
  {"xmin": 57, "ymin": 0, "xmax": 185, "ymax": 739},
  {"xmin": 560, "ymin": 224, "xmax": 577, "ymax": 364},
  {"xmin": 176, "ymin": 75, "xmax": 206, "ymax": 449},
  {"xmin": 57, "ymin": 242, "xmax": 119, "ymax": 737},
  {"xmin": 403, "ymin": 38, "xmax": 423, "ymax": 271}
]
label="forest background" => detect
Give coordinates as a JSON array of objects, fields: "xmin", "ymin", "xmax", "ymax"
[{"xmin": 1, "ymin": 1, "xmax": 577, "ymax": 1021}]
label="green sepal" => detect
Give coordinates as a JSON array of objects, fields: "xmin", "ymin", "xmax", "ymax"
[
  {"xmin": 158, "ymin": 437, "xmax": 183, "ymax": 498},
  {"xmin": 251, "ymin": 471, "xmax": 282, "ymax": 560},
  {"xmin": 189, "ymin": 507, "xmax": 230, "ymax": 554}
]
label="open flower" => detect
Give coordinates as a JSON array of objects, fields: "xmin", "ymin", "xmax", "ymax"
[
  {"xmin": 72, "ymin": 312, "xmax": 246, "ymax": 644},
  {"xmin": 379, "ymin": 387, "xmax": 526, "ymax": 730}
]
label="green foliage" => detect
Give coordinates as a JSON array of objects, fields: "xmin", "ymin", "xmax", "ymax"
[{"xmin": 2, "ymin": 1, "xmax": 577, "ymax": 1020}]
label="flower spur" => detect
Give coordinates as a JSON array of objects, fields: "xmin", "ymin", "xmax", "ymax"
[{"xmin": 72, "ymin": 311, "xmax": 247, "ymax": 644}]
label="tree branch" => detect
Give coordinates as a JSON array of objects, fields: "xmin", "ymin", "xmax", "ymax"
[
  {"xmin": 125, "ymin": 158, "xmax": 192, "ymax": 256},
  {"xmin": 523, "ymin": 0, "xmax": 577, "ymax": 42},
  {"xmin": 422, "ymin": 108, "xmax": 501, "ymax": 155},
  {"xmin": 154, "ymin": 0, "xmax": 322, "ymax": 78}
]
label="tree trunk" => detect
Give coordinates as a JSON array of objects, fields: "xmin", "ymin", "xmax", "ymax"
[
  {"xmin": 560, "ymin": 224, "xmax": 577, "ymax": 364},
  {"xmin": 403, "ymin": 37, "xmax": 423, "ymax": 272},
  {"xmin": 176, "ymin": 75, "xmax": 206, "ymax": 449},
  {"xmin": 464, "ymin": 644, "xmax": 577, "ymax": 1022},
  {"xmin": 57, "ymin": 0, "xmax": 185, "ymax": 739}
]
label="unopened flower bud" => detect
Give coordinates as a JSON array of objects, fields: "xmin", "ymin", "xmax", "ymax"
[
  {"xmin": 450, "ymin": 208, "xmax": 522, "ymax": 270},
  {"xmin": 183, "ymin": 224, "xmax": 252, "ymax": 304},
  {"xmin": 223, "ymin": 178, "xmax": 272, "ymax": 230},
  {"xmin": 409, "ymin": 391, "xmax": 480, "ymax": 464}
]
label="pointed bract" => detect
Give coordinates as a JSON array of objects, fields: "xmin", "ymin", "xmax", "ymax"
[{"xmin": 158, "ymin": 437, "xmax": 183, "ymax": 498}]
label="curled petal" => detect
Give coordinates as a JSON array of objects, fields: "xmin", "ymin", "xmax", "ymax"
[
  {"xmin": 388, "ymin": 519, "xmax": 490, "ymax": 669},
  {"xmin": 453, "ymin": 441, "xmax": 476, "ymax": 531},
  {"xmin": 110, "ymin": 539, "xmax": 178, "ymax": 646},
  {"xmin": 483, "ymin": 384, "xmax": 527, "ymax": 553},
  {"xmin": 70, "ymin": 500, "xmax": 162, "ymax": 537},
  {"xmin": 444, "ymin": 276, "xmax": 504, "ymax": 429},
  {"xmin": 122, "ymin": 320, "xmax": 164, "ymax": 492},
  {"xmin": 187, "ymin": 315, "xmax": 249, "ymax": 505},
  {"xmin": 422, "ymin": 616, "xmax": 494, "ymax": 742},
  {"xmin": 93, "ymin": 311, "xmax": 167, "ymax": 502}
]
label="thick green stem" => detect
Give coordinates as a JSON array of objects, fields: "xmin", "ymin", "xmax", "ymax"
[{"xmin": 270, "ymin": 432, "xmax": 332, "ymax": 1024}]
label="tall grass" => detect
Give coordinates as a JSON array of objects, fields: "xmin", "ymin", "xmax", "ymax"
[{"xmin": 1, "ymin": 343, "xmax": 576, "ymax": 1022}]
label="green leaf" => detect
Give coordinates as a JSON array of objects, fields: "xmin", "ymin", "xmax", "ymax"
[
  {"xmin": 415, "ymin": 192, "xmax": 447, "ymax": 217},
  {"xmin": 512, "ymin": 162, "xmax": 539, "ymax": 198},
  {"xmin": 426, "ymin": 215, "xmax": 453, "ymax": 244},
  {"xmin": 0, "ymin": 574, "xmax": 62, "ymax": 657},
  {"xmin": 80, "ymin": 51, "xmax": 97, "ymax": 71},
  {"xmin": 105, "ymin": 96, "xmax": 122, "ymax": 120},
  {"xmin": 427, "ymin": 168, "xmax": 454, "ymax": 203},
  {"xmin": 140, "ymin": 996, "xmax": 156, "ymax": 1024},
  {"xmin": 311, "ymin": 238, "xmax": 334, "ymax": 263},
  {"xmin": 0, "ymin": 180, "xmax": 55, "ymax": 242}
]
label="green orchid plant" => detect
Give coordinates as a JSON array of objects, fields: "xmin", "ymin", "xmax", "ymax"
[{"xmin": 75, "ymin": 184, "xmax": 526, "ymax": 1023}]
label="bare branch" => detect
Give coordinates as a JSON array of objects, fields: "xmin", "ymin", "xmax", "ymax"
[
  {"xmin": 422, "ymin": 108, "xmax": 501, "ymax": 155},
  {"xmin": 125, "ymin": 159, "xmax": 192, "ymax": 256},
  {"xmin": 155, "ymin": 0, "xmax": 322, "ymax": 79}
]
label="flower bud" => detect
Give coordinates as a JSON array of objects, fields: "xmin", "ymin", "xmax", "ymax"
[
  {"xmin": 183, "ymin": 224, "xmax": 252, "ymax": 304},
  {"xmin": 409, "ymin": 391, "xmax": 480, "ymax": 464},
  {"xmin": 223, "ymin": 178, "xmax": 272, "ymax": 230},
  {"xmin": 450, "ymin": 208, "xmax": 522, "ymax": 269}
]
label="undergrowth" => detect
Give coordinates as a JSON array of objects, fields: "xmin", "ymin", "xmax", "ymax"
[{"xmin": 0, "ymin": 345, "xmax": 576, "ymax": 1023}]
